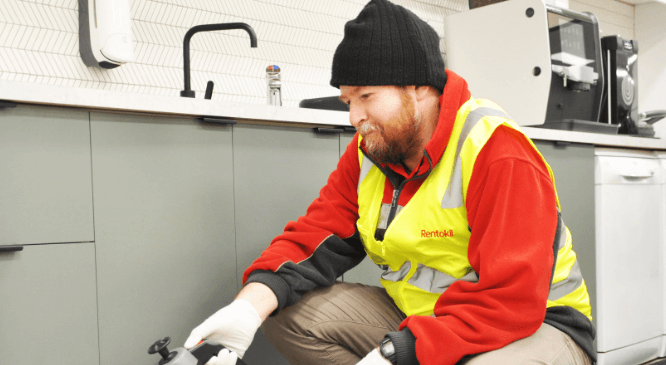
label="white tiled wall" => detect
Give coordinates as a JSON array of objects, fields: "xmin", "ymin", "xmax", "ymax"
[
  {"xmin": 570, "ymin": 0, "xmax": 635, "ymax": 40},
  {"xmin": 635, "ymin": 2, "xmax": 666, "ymax": 139},
  {"xmin": 0, "ymin": 0, "xmax": 634, "ymax": 107},
  {"xmin": 0, "ymin": 0, "xmax": 462, "ymax": 107}
]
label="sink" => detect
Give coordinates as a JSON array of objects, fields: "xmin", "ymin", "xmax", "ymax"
[{"xmin": 298, "ymin": 96, "xmax": 349, "ymax": 112}]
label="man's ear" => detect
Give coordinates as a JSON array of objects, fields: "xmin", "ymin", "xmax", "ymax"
[
  {"xmin": 414, "ymin": 85, "xmax": 437, "ymax": 101},
  {"xmin": 414, "ymin": 85, "xmax": 431, "ymax": 101}
]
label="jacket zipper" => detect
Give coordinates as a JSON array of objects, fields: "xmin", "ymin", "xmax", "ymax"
[
  {"xmin": 360, "ymin": 149, "xmax": 434, "ymax": 234},
  {"xmin": 385, "ymin": 182, "xmax": 405, "ymax": 230}
]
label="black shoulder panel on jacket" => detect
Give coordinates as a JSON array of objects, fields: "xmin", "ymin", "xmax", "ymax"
[
  {"xmin": 544, "ymin": 306, "xmax": 596, "ymax": 362},
  {"xmin": 246, "ymin": 230, "xmax": 366, "ymax": 315}
]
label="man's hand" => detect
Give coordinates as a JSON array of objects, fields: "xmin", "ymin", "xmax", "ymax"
[
  {"xmin": 184, "ymin": 282, "xmax": 278, "ymax": 363},
  {"xmin": 356, "ymin": 348, "xmax": 392, "ymax": 365},
  {"xmin": 199, "ymin": 348, "xmax": 239, "ymax": 365},
  {"xmin": 184, "ymin": 299, "xmax": 262, "ymax": 359}
]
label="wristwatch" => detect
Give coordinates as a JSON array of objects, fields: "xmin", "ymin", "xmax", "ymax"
[{"xmin": 379, "ymin": 336, "xmax": 398, "ymax": 365}]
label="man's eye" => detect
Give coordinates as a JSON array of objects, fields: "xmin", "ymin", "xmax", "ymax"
[{"xmin": 361, "ymin": 93, "xmax": 371, "ymax": 99}]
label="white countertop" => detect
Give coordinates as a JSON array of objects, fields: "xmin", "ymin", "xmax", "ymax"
[{"xmin": 1, "ymin": 79, "xmax": 665, "ymax": 150}]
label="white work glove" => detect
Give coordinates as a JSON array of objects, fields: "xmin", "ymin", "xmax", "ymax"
[
  {"xmin": 356, "ymin": 348, "xmax": 392, "ymax": 365},
  {"xmin": 184, "ymin": 299, "xmax": 262, "ymax": 360},
  {"xmin": 201, "ymin": 348, "xmax": 239, "ymax": 365}
]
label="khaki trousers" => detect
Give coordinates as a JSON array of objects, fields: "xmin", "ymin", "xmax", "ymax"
[{"xmin": 262, "ymin": 281, "xmax": 592, "ymax": 365}]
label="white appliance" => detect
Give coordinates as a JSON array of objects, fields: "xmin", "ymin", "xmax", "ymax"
[
  {"xmin": 657, "ymin": 151, "xmax": 666, "ymax": 358},
  {"xmin": 595, "ymin": 147, "xmax": 663, "ymax": 365},
  {"xmin": 78, "ymin": 0, "xmax": 134, "ymax": 69},
  {"xmin": 445, "ymin": 0, "xmax": 609, "ymax": 133},
  {"xmin": 446, "ymin": 0, "xmax": 550, "ymax": 127}
]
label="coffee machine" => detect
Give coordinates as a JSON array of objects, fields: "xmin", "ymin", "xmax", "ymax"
[
  {"xmin": 445, "ymin": 0, "xmax": 612, "ymax": 133},
  {"xmin": 543, "ymin": 7, "xmax": 608, "ymax": 132}
]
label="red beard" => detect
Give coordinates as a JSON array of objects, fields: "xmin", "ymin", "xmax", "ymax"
[{"xmin": 360, "ymin": 91, "xmax": 424, "ymax": 166}]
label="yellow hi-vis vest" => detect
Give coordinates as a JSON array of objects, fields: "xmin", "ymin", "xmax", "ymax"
[{"xmin": 356, "ymin": 97, "xmax": 592, "ymax": 321}]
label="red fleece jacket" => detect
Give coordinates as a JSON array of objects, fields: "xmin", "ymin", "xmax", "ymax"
[{"xmin": 244, "ymin": 70, "xmax": 558, "ymax": 365}]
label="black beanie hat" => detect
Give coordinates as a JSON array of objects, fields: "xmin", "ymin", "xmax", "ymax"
[{"xmin": 330, "ymin": 0, "xmax": 447, "ymax": 91}]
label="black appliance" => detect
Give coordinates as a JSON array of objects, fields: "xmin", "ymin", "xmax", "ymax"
[
  {"xmin": 600, "ymin": 36, "xmax": 666, "ymax": 137},
  {"xmin": 599, "ymin": 36, "xmax": 644, "ymax": 135},
  {"xmin": 541, "ymin": 6, "xmax": 614, "ymax": 134}
]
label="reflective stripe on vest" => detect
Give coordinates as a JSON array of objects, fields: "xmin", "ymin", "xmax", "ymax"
[
  {"xmin": 442, "ymin": 108, "xmax": 512, "ymax": 209},
  {"xmin": 380, "ymin": 261, "xmax": 479, "ymax": 293},
  {"xmin": 358, "ymin": 154, "xmax": 374, "ymax": 193},
  {"xmin": 548, "ymin": 211, "xmax": 583, "ymax": 301},
  {"xmin": 409, "ymin": 265, "xmax": 479, "ymax": 293}
]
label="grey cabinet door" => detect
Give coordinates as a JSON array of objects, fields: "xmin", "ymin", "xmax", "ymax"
[
  {"xmin": 338, "ymin": 131, "xmax": 382, "ymax": 287},
  {"xmin": 340, "ymin": 131, "xmax": 355, "ymax": 157},
  {"xmin": 534, "ymin": 141, "xmax": 596, "ymax": 331},
  {"xmin": 0, "ymin": 104, "xmax": 94, "ymax": 245},
  {"xmin": 232, "ymin": 124, "xmax": 340, "ymax": 365},
  {"xmin": 90, "ymin": 113, "xmax": 237, "ymax": 365},
  {"xmin": 233, "ymin": 124, "xmax": 342, "ymax": 288},
  {"xmin": 0, "ymin": 242, "xmax": 99, "ymax": 365}
]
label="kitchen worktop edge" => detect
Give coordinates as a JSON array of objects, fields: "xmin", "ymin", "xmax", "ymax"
[{"xmin": 1, "ymin": 79, "xmax": 664, "ymax": 150}]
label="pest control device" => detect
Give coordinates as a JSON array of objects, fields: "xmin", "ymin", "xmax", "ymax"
[
  {"xmin": 148, "ymin": 337, "xmax": 247, "ymax": 365},
  {"xmin": 78, "ymin": 0, "xmax": 134, "ymax": 69}
]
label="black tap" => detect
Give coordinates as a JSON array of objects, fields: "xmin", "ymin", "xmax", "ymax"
[{"xmin": 180, "ymin": 23, "xmax": 257, "ymax": 98}]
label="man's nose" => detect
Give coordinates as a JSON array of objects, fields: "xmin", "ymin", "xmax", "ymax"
[{"xmin": 349, "ymin": 105, "xmax": 367, "ymax": 128}]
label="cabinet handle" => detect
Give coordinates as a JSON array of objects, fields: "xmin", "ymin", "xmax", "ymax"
[
  {"xmin": 315, "ymin": 126, "xmax": 356, "ymax": 133},
  {"xmin": 198, "ymin": 116, "xmax": 237, "ymax": 125},
  {"xmin": 0, "ymin": 100, "xmax": 18, "ymax": 109},
  {"xmin": 613, "ymin": 166, "xmax": 655, "ymax": 179},
  {"xmin": 620, "ymin": 170, "xmax": 655, "ymax": 179},
  {"xmin": 314, "ymin": 127, "xmax": 344, "ymax": 133},
  {"xmin": 0, "ymin": 245, "xmax": 24, "ymax": 253}
]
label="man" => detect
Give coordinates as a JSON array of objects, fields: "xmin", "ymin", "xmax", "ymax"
[{"xmin": 184, "ymin": 0, "xmax": 596, "ymax": 364}]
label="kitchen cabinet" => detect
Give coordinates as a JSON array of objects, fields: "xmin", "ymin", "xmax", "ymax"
[
  {"xmin": 659, "ymin": 151, "xmax": 666, "ymax": 358},
  {"xmin": 0, "ymin": 104, "xmax": 94, "ymax": 245},
  {"xmin": 89, "ymin": 112, "xmax": 237, "ymax": 365},
  {"xmin": 338, "ymin": 131, "xmax": 383, "ymax": 287},
  {"xmin": 534, "ymin": 141, "xmax": 597, "ymax": 331},
  {"xmin": 232, "ymin": 123, "xmax": 340, "ymax": 365},
  {"xmin": 0, "ymin": 99, "xmax": 648, "ymax": 365},
  {"xmin": 0, "ymin": 242, "xmax": 99, "ymax": 365},
  {"xmin": 232, "ymin": 124, "xmax": 342, "ymax": 290},
  {"xmin": 340, "ymin": 131, "xmax": 355, "ymax": 157}
]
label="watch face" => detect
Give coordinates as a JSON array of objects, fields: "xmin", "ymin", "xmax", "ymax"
[
  {"xmin": 381, "ymin": 337, "xmax": 396, "ymax": 360},
  {"xmin": 382, "ymin": 339, "xmax": 395, "ymax": 355}
]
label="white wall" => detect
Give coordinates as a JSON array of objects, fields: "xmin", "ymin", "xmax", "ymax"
[
  {"xmin": 570, "ymin": 0, "xmax": 635, "ymax": 40},
  {"xmin": 635, "ymin": 3, "xmax": 666, "ymax": 139},
  {"xmin": 0, "ymin": 0, "xmax": 462, "ymax": 107},
  {"xmin": 0, "ymin": 0, "xmax": 636, "ymax": 107}
]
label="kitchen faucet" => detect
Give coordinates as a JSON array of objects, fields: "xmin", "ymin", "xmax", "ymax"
[{"xmin": 180, "ymin": 23, "xmax": 257, "ymax": 98}]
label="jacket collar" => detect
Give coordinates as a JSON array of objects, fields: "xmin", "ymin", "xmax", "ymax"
[{"xmin": 360, "ymin": 70, "xmax": 472, "ymax": 180}]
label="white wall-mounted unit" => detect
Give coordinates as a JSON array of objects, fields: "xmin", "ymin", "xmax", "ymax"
[{"xmin": 78, "ymin": 0, "xmax": 134, "ymax": 69}]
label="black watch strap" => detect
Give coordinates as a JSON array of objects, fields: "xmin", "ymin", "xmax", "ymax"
[{"xmin": 382, "ymin": 329, "xmax": 419, "ymax": 365}]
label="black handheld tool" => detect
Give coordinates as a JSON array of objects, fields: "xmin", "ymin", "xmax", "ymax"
[{"xmin": 148, "ymin": 337, "xmax": 247, "ymax": 365}]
